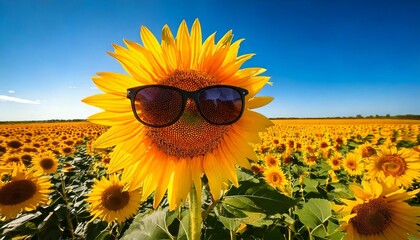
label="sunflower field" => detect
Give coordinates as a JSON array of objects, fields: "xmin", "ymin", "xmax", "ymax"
[{"xmin": 0, "ymin": 119, "xmax": 419, "ymax": 240}]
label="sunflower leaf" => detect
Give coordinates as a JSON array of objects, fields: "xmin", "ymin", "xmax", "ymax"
[
  {"xmin": 295, "ymin": 198, "xmax": 332, "ymax": 230},
  {"xmin": 121, "ymin": 209, "xmax": 173, "ymax": 240},
  {"xmin": 222, "ymin": 181, "xmax": 296, "ymax": 215}
]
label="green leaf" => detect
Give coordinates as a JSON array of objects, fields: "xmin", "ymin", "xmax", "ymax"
[
  {"xmin": 176, "ymin": 209, "xmax": 190, "ymax": 240},
  {"xmin": 331, "ymin": 183, "xmax": 354, "ymax": 199},
  {"xmin": 326, "ymin": 220, "xmax": 345, "ymax": 240},
  {"xmin": 241, "ymin": 211, "xmax": 273, "ymax": 227},
  {"xmin": 237, "ymin": 168, "xmax": 259, "ymax": 183},
  {"xmin": 218, "ymin": 216, "xmax": 241, "ymax": 231},
  {"xmin": 121, "ymin": 209, "xmax": 172, "ymax": 240},
  {"xmin": 296, "ymin": 198, "xmax": 332, "ymax": 229},
  {"xmin": 302, "ymin": 177, "xmax": 319, "ymax": 193},
  {"xmin": 223, "ymin": 181, "xmax": 296, "ymax": 215}
]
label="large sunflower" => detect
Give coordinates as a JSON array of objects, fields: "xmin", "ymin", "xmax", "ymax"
[
  {"xmin": 83, "ymin": 19, "xmax": 273, "ymax": 210},
  {"xmin": 366, "ymin": 146, "xmax": 420, "ymax": 187},
  {"xmin": 86, "ymin": 174, "xmax": 142, "ymax": 223},
  {"xmin": 31, "ymin": 151, "xmax": 58, "ymax": 174},
  {"xmin": 333, "ymin": 181, "xmax": 420, "ymax": 239},
  {"xmin": 0, "ymin": 168, "xmax": 52, "ymax": 220}
]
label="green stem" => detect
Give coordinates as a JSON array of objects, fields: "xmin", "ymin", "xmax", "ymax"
[
  {"xmin": 201, "ymin": 198, "xmax": 219, "ymax": 221},
  {"xmin": 230, "ymin": 230, "xmax": 237, "ymax": 240},
  {"xmin": 189, "ymin": 185, "xmax": 202, "ymax": 240},
  {"xmin": 60, "ymin": 173, "xmax": 75, "ymax": 240}
]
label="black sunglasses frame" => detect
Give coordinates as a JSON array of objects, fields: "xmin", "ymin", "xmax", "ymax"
[{"xmin": 127, "ymin": 85, "xmax": 249, "ymax": 128}]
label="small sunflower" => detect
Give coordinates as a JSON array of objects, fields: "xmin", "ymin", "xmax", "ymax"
[
  {"xmin": 32, "ymin": 151, "xmax": 58, "ymax": 174},
  {"xmin": 328, "ymin": 152, "xmax": 342, "ymax": 171},
  {"xmin": 343, "ymin": 153, "xmax": 364, "ymax": 176},
  {"xmin": 0, "ymin": 168, "xmax": 52, "ymax": 220},
  {"xmin": 263, "ymin": 167, "xmax": 288, "ymax": 192},
  {"xmin": 83, "ymin": 19, "xmax": 273, "ymax": 210},
  {"xmin": 86, "ymin": 174, "xmax": 142, "ymax": 223},
  {"xmin": 264, "ymin": 153, "xmax": 279, "ymax": 168},
  {"xmin": 355, "ymin": 142, "xmax": 377, "ymax": 159},
  {"xmin": 0, "ymin": 152, "xmax": 23, "ymax": 166},
  {"xmin": 366, "ymin": 146, "xmax": 420, "ymax": 187},
  {"xmin": 333, "ymin": 181, "xmax": 420, "ymax": 240}
]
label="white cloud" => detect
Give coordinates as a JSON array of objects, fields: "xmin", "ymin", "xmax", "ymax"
[
  {"xmin": 0, "ymin": 95, "xmax": 40, "ymax": 104},
  {"xmin": 8, "ymin": 90, "xmax": 15, "ymax": 94},
  {"xmin": 89, "ymin": 86, "xmax": 98, "ymax": 90},
  {"xmin": 68, "ymin": 86, "xmax": 77, "ymax": 89}
]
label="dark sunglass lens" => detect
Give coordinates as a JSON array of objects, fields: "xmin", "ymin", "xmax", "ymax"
[
  {"xmin": 199, "ymin": 87, "xmax": 243, "ymax": 124},
  {"xmin": 134, "ymin": 87, "xmax": 183, "ymax": 126}
]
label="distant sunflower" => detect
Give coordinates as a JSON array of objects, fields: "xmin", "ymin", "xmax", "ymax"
[
  {"xmin": 328, "ymin": 152, "xmax": 342, "ymax": 171},
  {"xmin": 0, "ymin": 152, "xmax": 23, "ymax": 166},
  {"xmin": 32, "ymin": 151, "xmax": 58, "ymax": 174},
  {"xmin": 264, "ymin": 153, "xmax": 279, "ymax": 168},
  {"xmin": 356, "ymin": 142, "xmax": 377, "ymax": 159},
  {"xmin": 0, "ymin": 169, "xmax": 52, "ymax": 220},
  {"xmin": 343, "ymin": 153, "xmax": 364, "ymax": 176},
  {"xmin": 83, "ymin": 19, "xmax": 273, "ymax": 210},
  {"xmin": 86, "ymin": 174, "xmax": 142, "ymax": 223},
  {"xmin": 333, "ymin": 181, "xmax": 420, "ymax": 240},
  {"xmin": 264, "ymin": 167, "xmax": 288, "ymax": 191},
  {"xmin": 366, "ymin": 146, "xmax": 420, "ymax": 187}
]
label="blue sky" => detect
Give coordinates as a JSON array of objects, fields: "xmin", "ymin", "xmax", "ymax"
[{"xmin": 1, "ymin": 0, "xmax": 419, "ymax": 121}]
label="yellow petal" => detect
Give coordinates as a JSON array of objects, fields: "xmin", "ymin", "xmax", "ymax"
[
  {"xmin": 203, "ymin": 153, "xmax": 223, "ymax": 200},
  {"xmin": 94, "ymin": 124, "xmax": 144, "ymax": 148},
  {"xmin": 176, "ymin": 20, "xmax": 191, "ymax": 69},
  {"xmin": 82, "ymin": 94, "xmax": 131, "ymax": 113},
  {"xmin": 247, "ymin": 96, "xmax": 274, "ymax": 109},
  {"xmin": 87, "ymin": 111, "xmax": 134, "ymax": 126},
  {"xmin": 190, "ymin": 19, "xmax": 202, "ymax": 69}
]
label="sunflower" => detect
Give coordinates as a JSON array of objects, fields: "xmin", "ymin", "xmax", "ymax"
[
  {"xmin": 32, "ymin": 151, "xmax": 58, "ymax": 174},
  {"xmin": 263, "ymin": 167, "xmax": 288, "ymax": 192},
  {"xmin": 82, "ymin": 19, "xmax": 273, "ymax": 210},
  {"xmin": 343, "ymin": 153, "xmax": 364, "ymax": 176},
  {"xmin": 264, "ymin": 153, "xmax": 279, "ymax": 168},
  {"xmin": 328, "ymin": 152, "xmax": 342, "ymax": 171},
  {"xmin": 355, "ymin": 142, "xmax": 377, "ymax": 159},
  {"xmin": 86, "ymin": 174, "xmax": 142, "ymax": 223},
  {"xmin": 0, "ymin": 152, "xmax": 23, "ymax": 166},
  {"xmin": 0, "ymin": 168, "xmax": 52, "ymax": 220},
  {"xmin": 366, "ymin": 146, "xmax": 420, "ymax": 187},
  {"xmin": 333, "ymin": 181, "xmax": 420, "ymax": 240}
]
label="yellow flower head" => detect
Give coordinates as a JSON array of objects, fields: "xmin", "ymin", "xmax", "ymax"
[
  {"xmin": 366, "ymin": 146, "xmax": 420, "ymax": 187},
  {"xmin": 0, "ymin": 168, "xmax": 52, "ymax": 221},
  {"xmin": 32, "ymin": 151, "xmax": 58, "ymax": 174},
  {"xmin": 334, "ymin": 181, "xmax": 420, "ymax": 240},
  {"xmin": 86, "ymin": 174, "xmax": 142, "ymax": 223},
  {"xmin": 83, "ymin": 19, "xmax": 273, "ymax": 210},
  {"xmin": 343, "ymin": 153, "xmax": 364, "ymax": 176},
  {"xmin": 263, "ymin": 167, "xmax": 288, "ymax": 191}
]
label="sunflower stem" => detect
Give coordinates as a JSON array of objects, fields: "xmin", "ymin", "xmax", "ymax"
[
  {"xmin": 60, "ymin": 173, "xmax": 75, "ymax": 240},
  {"xmin": 230, "ymin": 230, "xmax": 237, "ymax": 240},
  {"xmin": 189, "ymin": 185, "xmax": 202, "ymax": 240},
  {"xmin": 201, "ymin": 198, "xmax": 219, "ymax": 221}
]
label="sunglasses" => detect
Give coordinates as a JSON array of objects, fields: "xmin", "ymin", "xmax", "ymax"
[{"xmin": 127, "ymin": 85, "xmax": 249, "ymax": 127}]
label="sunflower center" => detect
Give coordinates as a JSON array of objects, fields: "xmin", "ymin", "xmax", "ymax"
[
  {"xmin": 346, "ymin": 160, "xmax": 356, "ymax": 169},
  {"xmin": 0, "ymin": 180, "xmax": 37, "ymax": 205},
  {"xmin": 146, "ymin": 70, "xmax": 229, "ymax": 159},
  {"xmin": 378, "ymin": 155, "xmax": 407, "ymax": 177},
  {"xmin": 40, "ymin": 158, "xmax": 54, "ymax": 170},
  {"xmin": 332, "ymin": 159, "xmax": 340, "ymax": 166},
  {"xmin": 362, "ymin": 147, "xmax": 376, "ymax": 158},
  {"xmin": 271, "ymin": 173, "xmax": 280, "ymax": 183},
  {"xmin": 350, "ymin": 198, "xmax": 392, "ymax": 235},
  {"xmin": 101, "ymin": 185, "xmax": 130, "ymax": 211}
]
